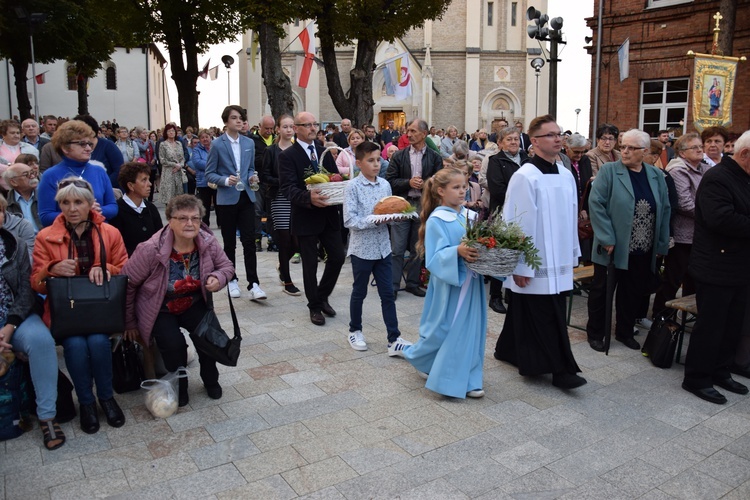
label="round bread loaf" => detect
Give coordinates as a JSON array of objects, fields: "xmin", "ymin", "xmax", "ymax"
[{"xmin": 373, "ymin": 196, "xmax": 411, "ymax": 215}]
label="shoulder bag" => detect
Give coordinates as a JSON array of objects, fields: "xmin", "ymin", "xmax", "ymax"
[
  {"xmin": 112, "ymin": 337, "xmax": 146, "ymax": 394},
  {"xmin": 189, "ymin": 288, "xmax": 241, "ymax": 366},
  {"xmin": 46, "ymin": 221, "xmax": 128, "ymax": 340},
  {"xmin": 641, "ymin": 309, "xmax": 680, "ymax": 368}
]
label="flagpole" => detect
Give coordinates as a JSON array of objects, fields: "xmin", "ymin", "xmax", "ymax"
[
  {"xmin": 281, "ymin": 21, "xmax": 313, "ymax": 54},
  {"xmin": 29, "ymin": 23, "xmax": 40, "ymax": 119}
]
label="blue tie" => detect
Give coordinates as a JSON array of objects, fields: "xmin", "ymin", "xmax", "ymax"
[{"xmin": 308, "ymin": 145, "xmax": 319, "ymax": 173}]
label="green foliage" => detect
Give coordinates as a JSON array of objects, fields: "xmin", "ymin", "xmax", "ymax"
[{"xmin": 463, "ymin": 210, "xmax": 542, "ymax": 271}]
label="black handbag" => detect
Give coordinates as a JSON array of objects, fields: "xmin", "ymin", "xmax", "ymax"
[
  {"xmin": 189, "ymin": 288, "xmax": 241, "ymax": 366},
  {"xmin": 46, "ymin": 221, "xmax": 128, "ymax": 340},
  {"xmin": 112, "ymin": 338, "xmax": 145, "ymax": 394},
  {"xmin": 641, "ymin": 310, "xmax": 680, "ymax": 368}
]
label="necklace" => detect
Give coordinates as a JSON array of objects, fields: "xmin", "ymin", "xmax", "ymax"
[{"xmin": 68, "ymin": 165, "xmax": 87, "ymax": 179}]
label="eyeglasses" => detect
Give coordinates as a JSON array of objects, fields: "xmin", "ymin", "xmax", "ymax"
[
  {"xmin": 682, "ymin": 145, "xmax": 703, "ymax": 152},
  {"xmin": 13, "ymin": 171, "xmax": 37, "ymax": 179},
  {"xmin": 171, "ymin": 216, "xmax": 202, "ymax": 225},
  {"xmin": 620, "ymin": 146, "xmax": 646, "ymax": 152},
  {"xmin": 58, "ymin": 178, "xmax": 92, "ymax": 190},
  {"xmin": 68, "ymin": 140, "xmax": 95, "ymax": 149},
  {"xmin": 295, "ymin": 122, "xmax": 320, "ymax": 129},
  {"xmin": 533, "ymin": 133, "xmax": 564, "ymax": 139},
  {"xmin": 599, "ymin": 136, "xmax": 616, "ymax": 142}
]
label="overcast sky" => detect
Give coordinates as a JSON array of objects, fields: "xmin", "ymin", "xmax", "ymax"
[{"xmin": 165, "ymin": 0, "xmax": 595, "ymax": 136}]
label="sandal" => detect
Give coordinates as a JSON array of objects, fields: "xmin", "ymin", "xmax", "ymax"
[{"xmin": 40, "ymin": 419, "xmax": 66, "ymax": 450}]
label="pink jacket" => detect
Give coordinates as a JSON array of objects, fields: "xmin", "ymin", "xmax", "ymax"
[{"xmin": 121, "ymin": 225, "xmax": 234, "ymax": 346}]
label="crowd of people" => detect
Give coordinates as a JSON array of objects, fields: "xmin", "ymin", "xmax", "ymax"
[{"xmin": 1, "ymin": 106, "xmax": 749, "ymax": 454}]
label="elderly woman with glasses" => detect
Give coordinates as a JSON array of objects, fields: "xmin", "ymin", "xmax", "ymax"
[
  {"xmin": 31, "ymin": 178, "xmax": 128, "ymax": 435},
  {"xmin": 651, "ymin": 132, "xmax": 710, "ymax": 316},
  {"xmin": 122, "ymin": 195, "xmax": 234, "ymax": 406},
  {"xmin": 36, "ymin": 120, "xmax": 118, "ymax": 227},
  {"xmin": 586, "ymin": 129, "xmax": 671, "ymax": 352},
  {"xmin": 586, "ymin": 123, "xmax": 622, "ymax": 177}
]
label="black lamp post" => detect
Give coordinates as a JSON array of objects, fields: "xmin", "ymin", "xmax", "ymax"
[
  {"xmin": 15, "ymin": 8, "xmax": 47, "ymax": 119},
  {"xmin": 221, "ymin": 55, "xmax": 235, "ymax": 105},
  {"xmin": 530, "ymin": 58, "xmax": 545, "ymax": 116},
  {"xmin": 526, "ymin": 7, "xmax": 565, "ymax": 119}
]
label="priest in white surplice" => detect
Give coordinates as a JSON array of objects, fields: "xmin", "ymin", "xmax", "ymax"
[{"xmin": 494, "ymin": 115, "xmax": 587, "ymax": 389}]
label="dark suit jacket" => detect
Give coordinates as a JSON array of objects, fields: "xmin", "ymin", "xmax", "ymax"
[
  {"xmin": 486, "ymin": 150, "xmax": 528, "ymax": 215},
  {"xmin": 278, "ymin": 141, "xmax": 339, "ymax": 236},
  {"xmin": 251, "ymin": 132, "xmax": 275, "ymax": 170},
  {"xmin": 385, "ymin": 146, "xmax": 443, "ymax": 198},
  {"xmin": 519, "ymin": 132, "xmax": 532, "ymax": 153},
  {"xmin": 333, "ymin": 131, "xmax": 349, "ymax": 149}
]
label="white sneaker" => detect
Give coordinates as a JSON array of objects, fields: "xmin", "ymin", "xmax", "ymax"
[
  {"xmin": 467, "ymin": 389, "xmax": 485, "ymax": 398},
  {"xmin": 249, "ymin": 283, "xmax": 267, "ymax": 301},
  {"xmin": 388, "ymin": 337, "xmax": 412, "ymax": 358},
  {"xmin": 347, "ymin": 331, "xmax": 368, "ymax": 351},
  {"xmin": 228, "ymin": 279, "xmax": 241, "ymax": 298},
  {"xmin": 635, "ymin": 318, "xmax": 653, "ymax": 330}
]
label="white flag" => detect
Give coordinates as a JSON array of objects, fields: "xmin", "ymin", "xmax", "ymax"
[{"xmin": 618, "ymin": 38, "xmax": 630, "ymax": 82}]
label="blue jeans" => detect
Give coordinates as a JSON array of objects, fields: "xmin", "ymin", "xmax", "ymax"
[
  {"xmin": 62, "ymin": 334, "xmax": 113, "ymax": 405},
  {"xmin": 9, "ymin": 314, "xmax": 58, "ymax": 420},
  {"xmin": 350, "ymin": 255, "xmax": 400, "ymax": 343}
]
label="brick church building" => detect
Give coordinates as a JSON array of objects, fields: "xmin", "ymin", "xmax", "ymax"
[{"xmin": 586, "ymin": 0, "xmax": 749, "ymax": 137}]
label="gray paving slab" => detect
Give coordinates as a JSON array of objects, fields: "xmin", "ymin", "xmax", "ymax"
[{"xmin": 8, "ymin": 230, "xmax": 750, "ymax": 498}]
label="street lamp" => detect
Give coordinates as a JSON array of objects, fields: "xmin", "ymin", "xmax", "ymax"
[
  {"xmin": 527, "ymin": 7, "xmax": 565, "ymax": 119},
  {"xmin": 221, "ymin": 55, "xmax": 235, "ymax": 105},
  {"xmin": 575, "ymin": 108, "xmax": 581, "ymax": 132},
  {"xmin": 15, "ymin": 8, "xmax": 47, "ymax": 120},
  {"xmin": 530, "ymin": 58, "xmax": 545, "ymax": 116}
]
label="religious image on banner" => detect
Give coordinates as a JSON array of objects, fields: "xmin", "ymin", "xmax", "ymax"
[{"xmin": 692, "ymin": 56, "xmax": 737, "ymax": 131}]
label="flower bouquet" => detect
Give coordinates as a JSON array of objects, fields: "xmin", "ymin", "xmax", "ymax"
[
  {"xmin": 305, "ymin": 146, "xmax": 354, "ymax": 205},
  {"xmin": 462, "ymin": 211, "xmax": 541, "ymax": 277}
]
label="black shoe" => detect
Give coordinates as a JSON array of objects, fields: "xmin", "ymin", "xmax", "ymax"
[
  {"xmin": 553, "ymin": 372, "xmax": 588, "ymax": 389},
  {"xmin": 615, "ymin": 336, "xmax": 641, "ymax": 350},
  {"xmin": 310, "ymin": 310, "xmax": 325, "ymax": 326},
  {"xmin": 205, "ymin": 384, "xmax": 223, "ymax": 400},
  {"xmin": 588, "ymin": 339, "xmax": 606, "ymax": 352},
  {"xmin": 255, "ymin": 240, "xmax": 263, "ymax": 252},
  {"xmin": 713, "ymin": 377, "xmax": 749, "ymax": 395},
  {"xmin": 321, "ymin": 302, "xmax": 336, "ymax": 317},
  {"xmin": 79, "ymin": 402, "xmax": 100, "ymax": 434},
  {"xmin": 404, "ymin": 286, "xmax": 426, "ymax": 297},
  {"xmin": 99, "ymin": 398, "xmax": 125, "ymax": 428},
  {"xmin": 493, "ymin": 351, "xmax": 503, "ymax": 361},
  {"xmin": 730, "ymin": 364, "xmax": 750, "ymax": 380},
  {"xmin": 489, "ymin": 297, "xmax": 507, "ymax": 314},
  {"xmin": 267, "ymin": 242, "xmax": 279, "ymax": 252},
  {"xmin": 178, "ymin": 377, "xmax": 189, "ymax": 407},
  {"xmin": 682, "ymin": 382, "xmax": 727, "ymax": 404}
]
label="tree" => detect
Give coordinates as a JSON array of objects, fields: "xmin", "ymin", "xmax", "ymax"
[
  {"xmin": 256, "ymin": 23, "xmax": 295, "ymax": 119},
  {"xmin": 316, "ymin": 1, "xmax": 451, "ymax": 127},
  {"xmin": 134, "ymin": 1, "xmax": 254, "ymax": 128}
]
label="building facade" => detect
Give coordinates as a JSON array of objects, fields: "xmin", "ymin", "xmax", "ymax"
[
  {"xmin": 240, "ymin": 1, "xmax": 551, "ymax": 134},
  {"xmin": 587, "ymin": 0, "xmax": 749, "ymax": 137},
  {"xmin": 0, "ymin": 45, "xmax": 170, "ymax": 130}
]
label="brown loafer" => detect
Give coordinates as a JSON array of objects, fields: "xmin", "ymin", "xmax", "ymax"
[
  {"xmin": 321, "ymin": 302, "xmax": 336, "ymax": 317},
  {"xmin": 310, "ymin": 310, "xmax": 325, "ymax": 326}
]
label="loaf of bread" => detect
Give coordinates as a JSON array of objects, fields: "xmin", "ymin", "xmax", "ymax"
[{"xmin": 373, "ymin": 196, "xmax": 411, "ymax": 215}]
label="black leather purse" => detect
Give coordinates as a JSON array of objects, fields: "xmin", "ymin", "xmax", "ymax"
[
  {"xmin": 46, "ymin": 221, "xmax": 128, "ymax": 340},
  {"xmin": 112, "ymin": 338, "xmax": 145, "ymax": 393},
  {"xmin": 189, "ymin": 288, "xmax": 241, "ymax": 366}
]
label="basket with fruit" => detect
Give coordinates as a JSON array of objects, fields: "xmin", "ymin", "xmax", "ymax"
[{"xmin": 304, "ymin": 146, "xmax": 354, "ymax": 205}]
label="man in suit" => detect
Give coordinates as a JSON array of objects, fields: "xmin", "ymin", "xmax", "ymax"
[
  {"xmin": 515, "ymin": 121, "xmax": 532, "ymax": 153},
  {"xmin": 21, "ymin": 118, "xmax": 50, "ymax": 152},
  {"xmin": 206, "ymin": 105, "xmax": 266, "ymax": 301},
  {"xmin": 333, "ymin": 118, "xmax": 352, "ymax": 149},
  {"xmin": 278, "ymin": 111, "xmax": 345, "ymax": 326},
  {"xmin": 250, "ymin": 115, "xmax": 277, "ymax": 252},
  {"xmin": 386, "ymin": 118, "xmax": 443, "ymax": 298}
]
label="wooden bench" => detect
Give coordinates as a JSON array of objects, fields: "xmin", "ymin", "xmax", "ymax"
[
  {"xmin": 664, "ymin": 294, "xmax": 697, "ymax": 365},
  {"xmin": 567, "ymin": 264, "xmax": 595, "ymax": 331}
]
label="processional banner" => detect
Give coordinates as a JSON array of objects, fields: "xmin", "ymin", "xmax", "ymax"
[{"xmin": 692, "ymin": 56, "xmax": 737, "ymax": 131}]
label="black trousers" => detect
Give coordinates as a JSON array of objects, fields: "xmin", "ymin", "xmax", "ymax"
[
  {"xmin": 196, "ymin": 187, "xmax": 217, "ymax": 227},
  {"xmin": 298, "ymin": 229, "xmax": 345, "ymax": 311},
  {"xmin": 587, "ymin": 253, "xmax": 653, "ymax": 342},
  {"xmin": 684, "ymin": 281, "xmax": 748, "ymax": 389},
  {"xmin": 152, "ymin": 299, "xmax": 218, "ymax": 387},
  {"xmin": 652, "ymin": 243, "xmax": 695, "ymax": 317},
  {"xmin": 216, "ymin": 191, "xmax": 259, "ymax": 285}
]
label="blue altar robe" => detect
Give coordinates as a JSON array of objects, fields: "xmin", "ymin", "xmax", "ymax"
[{"xmin": 403, "ymin": 206, "xmax": 487, "ymax": 398}]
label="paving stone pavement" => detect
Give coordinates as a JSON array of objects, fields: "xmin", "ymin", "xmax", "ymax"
[{"xmin": 3, "ymin": 214, "xmax": 750, "ymax": 499}]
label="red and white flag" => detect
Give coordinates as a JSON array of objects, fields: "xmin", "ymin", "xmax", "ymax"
[
  {"xmin": 34, "ymin": 71, "xmax": 48, "ymax": 84},
  {"xmin": 296, "ymin": 23, "xmax": 316, "ymax": 88},
  {"xmin": 199, "ymin": 59, "xmax": 210, "ymax": 79}
]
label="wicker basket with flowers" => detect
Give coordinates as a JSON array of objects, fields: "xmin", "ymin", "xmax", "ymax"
[{"xmin": 462, "ymin": 211, "xmax": 541, "ymax": 277}]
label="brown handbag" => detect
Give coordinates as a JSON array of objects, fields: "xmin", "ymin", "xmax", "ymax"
[{"xmin": 578, "ymin": 218, "xmax": 593, "ymax": 240}]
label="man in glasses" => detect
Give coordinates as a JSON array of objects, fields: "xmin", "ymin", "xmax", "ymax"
[
  {"xmin": 278, "ymin": 111, "xmax": 345, "ymax": 326},
  {"xmin": 206, "ymin": 105, "xmax": 266, "ymax": 301},
  {"xmin": 4, "ymin": 163, "xmax": 41, "ymax": 233},
  {"xmin": 495, "ymin": 114, "xmax": 586, "ymax": 390}
]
